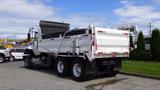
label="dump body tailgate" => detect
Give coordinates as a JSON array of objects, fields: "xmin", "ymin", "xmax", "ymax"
[{"xmin": 94, "ymin": 27, "xmax": 129, "ymax": 58}]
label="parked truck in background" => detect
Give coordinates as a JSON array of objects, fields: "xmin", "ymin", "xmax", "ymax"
[
  {"xmin": 0, "ymin": 47, "xmax": 12, "ymax": 63},
  {"xmin": 23, "ymin": 20, "xmax": 130, "ymax": 81},
  {"xmin": 11, "ymin": 48, "xmax": 25, "ymax": 60}
]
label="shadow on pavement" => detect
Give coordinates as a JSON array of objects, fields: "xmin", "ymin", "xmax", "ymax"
[{"xmin": 19, "ymin": 65, "xmax": 126, "ymax": 82}]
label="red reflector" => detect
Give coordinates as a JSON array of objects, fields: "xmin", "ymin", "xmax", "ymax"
[
  {"xmin": 125, "ymin": 52, "xmax": 129, "ymax": 57},
  {"xmin": 92, "ymin": 41, "xmax": 94, "ymax": 46},
  {"xmin": 98, "ymin": 30, "xmax": 105, "ymax": 33},
  {"xmin": 123, "ymin": 33, "xmax": 128, "ymax": 35},
  {"xmin": 98, "ymin": 52, "xmax": 103, "ymax": 55},
  {"xmin": 112, "ymin": 52, "xmax": 117, "ymax": 57},
  {"xmin": 90, "ymin": 34, "xmax": 92, "ymax": 40}
]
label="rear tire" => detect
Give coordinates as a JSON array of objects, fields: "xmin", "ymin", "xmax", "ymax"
[
  {"xmin": 55, "ymin": 58, "xmax": 69, "ymax": 77},
  {"xmin": 0, "ymin": 55, "xmax": 5, "ymax": 63},
  {"xmin": 71, "ymin": 59, "xmax": 86, "ymax": 82},
  {"xmin": 24, "ymin": 56, "xmax": 33, "ymax": 68}
]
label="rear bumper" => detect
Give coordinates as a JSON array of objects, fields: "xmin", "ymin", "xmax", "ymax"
[
  {"xmin": 85, "ymin": 58, "xmax": 122, "ymax": 75},
  {"xmin": 94, "ymin": 53, "xmax": 129, "ymax": 59},
  {"xmin": 14, "ymin": 56, "xmax": 23, "ymax": 60}
]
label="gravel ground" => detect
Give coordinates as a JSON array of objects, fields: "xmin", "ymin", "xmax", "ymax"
[{"xmin": 0, "ymin": 61, "xmax": 160, "ymax": 90}]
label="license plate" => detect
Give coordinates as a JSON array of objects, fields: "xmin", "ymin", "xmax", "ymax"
[
  {"xmin": 113, "ymin": 67, "xmax": 120, "ymax": 71},
  {"xmin": 101, "ymin": 61, "xmax": 114, "ymax": 65}
]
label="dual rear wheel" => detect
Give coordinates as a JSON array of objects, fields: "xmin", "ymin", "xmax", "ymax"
[
  {"xmin": 71, "ymin": 60, "xmax": 86, "ymax": 81},
  {"xmin": 55, "ymin": 58, "xmax": 69, "ymax": 77},
  {"xmin": 55, "ymin": 58, "xmax": 86, "ymax": 81}
]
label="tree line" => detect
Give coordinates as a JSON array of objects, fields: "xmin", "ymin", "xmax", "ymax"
[{"xmin": 130, "ymin": 28, "xmax": 160, "ymax": 61}]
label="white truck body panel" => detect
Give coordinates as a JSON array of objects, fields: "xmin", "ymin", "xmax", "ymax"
[
  {"xmin": 59, "ymin": 35, "xmax": 90, "ymax": 54},
  {"xmin": 38, "ymin": 37, "xmax": 63, "ymax": 54},
  {"xmin": 37, "ymin": 26, "xmax": 129, "ymax": 62}
]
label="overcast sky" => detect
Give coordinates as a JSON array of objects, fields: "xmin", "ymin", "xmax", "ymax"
[{"xmin": 0, "ymin": 0, "xmax": 160, "ymax": 39}]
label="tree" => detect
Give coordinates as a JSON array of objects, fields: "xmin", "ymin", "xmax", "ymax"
[
  {"xmin": 137, "ymin": 31, "xmax": 145, "ymax": 51},
  {"xmin": 151, "ymin": 29, "xmax": 160, "ymax": 60},
  {"xmin": 130, "ymin": 34, "xmax": 134, "ymax": 51},
  {"xmin": 130, "ymin": 32, "xmax": 146, "ymax": 60}
]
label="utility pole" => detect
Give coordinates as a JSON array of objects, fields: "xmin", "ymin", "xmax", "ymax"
[{"xmin": 148, "ymin": 22, "xmax": 154, "ymax": 36}]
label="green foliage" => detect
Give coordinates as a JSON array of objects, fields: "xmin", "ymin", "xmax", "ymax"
[
  {"xmin": 130, "ymin": 32, "xmax": 148, "ymax": 60},
  {"xmin": 151, "ymin": 29, "xmax": 160, "ymax": 60},
  {"xmin": 141, "ymin": 51, "xmax": 152, "ymax": 60},
  {"xmin": 129, "ymin": 49, "xmax": 140, "ymax": 60},
  {"xmin": 130, "ymin": 49, "xmax": 152, "ymax": 60},
  {"xmin": 137, "ymin": 31, "xmax": 145, "ymax": 51},
  {"xmin": 130, "ymin": 31, "xmax": 153, "ymax": 60}
]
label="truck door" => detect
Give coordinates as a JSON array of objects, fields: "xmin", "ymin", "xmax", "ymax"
[{"xmin": 32, "ymin": 32, "xmax": 39, "ymax": 55}]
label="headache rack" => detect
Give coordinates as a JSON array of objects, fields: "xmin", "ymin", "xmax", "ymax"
[{"xmin": 39, "ymin": 20, "xmax": 70, "ymax": 39}]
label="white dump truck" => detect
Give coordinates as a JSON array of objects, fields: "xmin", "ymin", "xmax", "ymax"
[{"xmin": 23, "ymin": 20, "xmax": 130, "ymax": 81}]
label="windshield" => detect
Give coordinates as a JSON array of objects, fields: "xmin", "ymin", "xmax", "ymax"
[{"xmin": 11, "ymin": 49, "xmax": 24, "ymax": 52}]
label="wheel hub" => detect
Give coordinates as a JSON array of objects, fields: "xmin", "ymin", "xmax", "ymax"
[
  {"xmin": 0, "ymin": 57, "xmax": 4, "ymax": 63},
  {"xmin": 73, "ymin": 63, "xmax": 81, "ymax": 77},
  {"xmin": 57, "ymin": 61, "xmax": 64, "ymax": 73}
]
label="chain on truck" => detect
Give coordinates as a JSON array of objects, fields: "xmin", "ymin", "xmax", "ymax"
[{"xmin": 23, "ymin": 20, "xmax": 130, "ymax": 81}]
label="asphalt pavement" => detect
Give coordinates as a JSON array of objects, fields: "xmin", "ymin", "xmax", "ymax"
[{"xmin": 0, "ymin": 61, "xmax": 160, "ymax": 90}]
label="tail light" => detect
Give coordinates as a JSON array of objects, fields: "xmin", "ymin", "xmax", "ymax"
[
  {"xmin": 112, "ymin": 52, "xmax": 116, "ymax": 58},
  {"xmin": 98, "ymin": 30, "xmax": 105, "ymax": 33},
  {"xmin": 123, "ymin": 33, "xmax": 128, "ymax": 36}
]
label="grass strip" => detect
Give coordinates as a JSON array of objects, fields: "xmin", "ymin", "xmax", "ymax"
[{"xmin": 121, "ymin": 60, "xmax": 160, "ymax": 78}]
